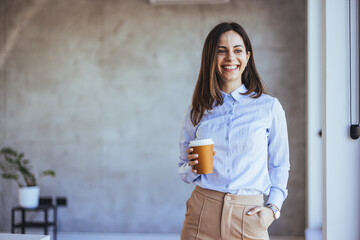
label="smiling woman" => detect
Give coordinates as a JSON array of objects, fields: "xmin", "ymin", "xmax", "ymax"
[{"xmin": 178, "ymin": 22, "xmax": 290, "ymax": 240}]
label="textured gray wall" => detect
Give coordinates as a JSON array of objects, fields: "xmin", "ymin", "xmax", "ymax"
[{"xmin": 0, "ymin": 0, "xmax": 305, "ymax": 236}]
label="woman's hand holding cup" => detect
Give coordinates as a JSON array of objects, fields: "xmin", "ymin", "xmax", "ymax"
[{"xmin": 186, "ymin": 148, "xmax": 199, "ymax": 174}]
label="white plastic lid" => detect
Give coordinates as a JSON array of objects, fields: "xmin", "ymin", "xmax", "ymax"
[{"xmin": 189, "ymin": 138, "xmax": 214, "ymax": 147}]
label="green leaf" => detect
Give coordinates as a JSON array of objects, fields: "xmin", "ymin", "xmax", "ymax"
[
  {"xmin": 2, "ymin": 173, "xmax": 18, "ymax": 180},
  {"xmin": 41, "ymin": 170, "xmax": 56, "ymax": 177}
]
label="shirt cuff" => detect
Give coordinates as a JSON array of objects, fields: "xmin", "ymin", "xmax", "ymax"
[
  {"xmin": 266, "ymin": 188, "xmax": 285, "ymax": 210},
  {"xmin": 178, "ymin": 163, "xmax": 200, "ymax": 183}
]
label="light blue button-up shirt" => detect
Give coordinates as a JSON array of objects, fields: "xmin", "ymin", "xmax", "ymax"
[{"xmin": 178, "ymin": 84, "xmax": 290, "ymax": 209}]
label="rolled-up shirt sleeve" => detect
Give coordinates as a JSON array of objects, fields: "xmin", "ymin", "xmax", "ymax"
[
  {"xmin": 178, "ymin": 106, "xmax": 200, "ymax": 183},
  {"xmin": 267, "ymin": 98, "xmax": 290, "ymax": 210}
]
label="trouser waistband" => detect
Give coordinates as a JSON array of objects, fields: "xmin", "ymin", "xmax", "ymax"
[{"xmin": 194, "ymin": 185, "xmax": 264, "ymax": 206}]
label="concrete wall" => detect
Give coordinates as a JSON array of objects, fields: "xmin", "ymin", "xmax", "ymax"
[{"xmin": 0, "ymin": 0, "xmax": 306, "ymax": 236}]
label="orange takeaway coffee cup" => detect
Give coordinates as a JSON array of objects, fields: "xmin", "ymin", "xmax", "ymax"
[{"xmin": 189, "ymin": 138, "xmax": 214, "ymax": 174}]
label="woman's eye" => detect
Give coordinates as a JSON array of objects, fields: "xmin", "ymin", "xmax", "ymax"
[
  {"xmin": 235, "ymin": 49, "xmax": 243, "ymax": 53},
  {"xmin": 218, "ymin": 49, "xmax": 227, "ymax": 54}
]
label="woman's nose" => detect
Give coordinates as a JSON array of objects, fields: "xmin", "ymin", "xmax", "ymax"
[{"xmin": 226, "ymin": 51, "xmax": 236, "ymax": 61}]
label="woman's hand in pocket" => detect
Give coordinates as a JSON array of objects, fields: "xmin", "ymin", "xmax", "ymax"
[
  {"xmin": 246, "ymin": 206, "xmax": 267, "ymax": 216},
  {"xmin": 246, "ymin": 206, "xmax": 275, "ymax": 228}
]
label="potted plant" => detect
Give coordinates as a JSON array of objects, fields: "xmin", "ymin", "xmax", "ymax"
[{"xmin": 0, "ymin": 147, "xmax": 55, "ymax": 208}]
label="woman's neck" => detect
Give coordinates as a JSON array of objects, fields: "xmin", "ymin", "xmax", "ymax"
[{"xmin": 220, "ymin": 81, "xmax": 242, "ymax": 94}]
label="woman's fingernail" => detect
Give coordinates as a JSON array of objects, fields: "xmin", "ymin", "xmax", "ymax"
[
  {"xmin": 247, "ymin": 211, "xmax": 252, "ymax": 215},
  {"xmin": 194, "ymin": 160, "xmax": 198, "ymax": 164},
  {"xmin": 194, "ymin": 154, "xmax": 198, "ymax": 157},
  {"xmin": 190, "ymin": 148, "xmax": 193, "ymax": 152}
]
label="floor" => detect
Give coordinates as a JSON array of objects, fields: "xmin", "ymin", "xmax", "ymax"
[{"xmin": 16, "ymin": 232, "xmax": 305, "ymax": 240}]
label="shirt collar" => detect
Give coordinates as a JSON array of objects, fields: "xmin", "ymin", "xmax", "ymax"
[{"xmin": 221, "ymin": 84, "xmax": 249, "ymax": 102}]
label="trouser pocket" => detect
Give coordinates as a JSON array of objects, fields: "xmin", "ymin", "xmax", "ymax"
[
  {"xmin": 223, "ymin": 204, "xmax": 271, "ymax": 240},
  {"xmin": 259, "ymin": 207, "xmax": 275, "ymax": 229}
]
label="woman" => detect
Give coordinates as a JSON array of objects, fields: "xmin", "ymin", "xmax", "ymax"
[{"xmin": 178, "ymin": 22, "xmax": 290, "ymax": 240}]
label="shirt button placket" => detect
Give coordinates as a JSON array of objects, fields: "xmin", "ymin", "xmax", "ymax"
[
  {"xmin": 226, "ymin": 107, "xmax": 233, "ymax": 141},
  {"xmin": 225, "ymin": 104, "xmax": 234, "ymax": 184},
  {"xmin": 225, "ymin": 152, "xmax": 230, "ymax": 175}
]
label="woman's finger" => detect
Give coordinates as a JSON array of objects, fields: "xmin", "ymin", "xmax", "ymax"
[
  {"xmin": 213, "ymin": 151, "xmax": 216, "ymax": 156},
  {"xmin": 187, "ymin": 153, "xmax": 198, "ymax": 161},
  {"xmin": 186, "ymin": 148, "xmax": 193, "ymax": 154},
  {"xmin": 188, "ymin": 160, "xmax": 198, "ymax": 166},
  {"xmin": 246, "ymin": 207, "xmax": 264, "ymax": 215}
]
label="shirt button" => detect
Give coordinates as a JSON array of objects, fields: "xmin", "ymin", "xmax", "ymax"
[
  {"xmin": 226, "ymin": 152, "xmax": 230, "ymax": 156},
  {"xmin": 225, "ymin": 184, "xmax": 229, "ymax": 188},
  {"xmin": 226, "ymin": 169, "xmax": 230, "ymax": 173},
  {"xmin": 227, "ymin": 122, "xmax": 230, "ymax": 126},
  {"xmin": 228, "ymin": 110, "xmax": 233, "ymax": 114},
  {"xmin": 225, "ymin": 136, "xmax": 229, "ymax": 141}
]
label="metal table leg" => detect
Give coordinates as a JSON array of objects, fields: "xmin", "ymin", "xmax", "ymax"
[
  {"xmin": 44, "ymin": 208, "xmax": 48, "ymax": 235},
  {"xmin": 11, "ymin": 208, "xmax": 15, "ymax": 233},
  {"xmin": 21, "ymin": 208, "xmax": 25, "ymax": 234},
  {"xmin": 54, "ymin": 206, "xmax": 57, "ymax": 240}
]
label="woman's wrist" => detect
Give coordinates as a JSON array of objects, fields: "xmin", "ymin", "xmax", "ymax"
[{"xmin": 265, "ymin": 203, "xmax": 281, "ymax": 219}]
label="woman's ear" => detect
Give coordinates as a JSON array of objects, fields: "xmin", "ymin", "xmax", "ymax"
[{"xmin": 246, "ymin": 51, "xmax": 251, "ymax": 63}]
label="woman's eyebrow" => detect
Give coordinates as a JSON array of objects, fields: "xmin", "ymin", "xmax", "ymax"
[{"xmin": 218, "ymin": 45, "xmax": 244, "ymax": 48}]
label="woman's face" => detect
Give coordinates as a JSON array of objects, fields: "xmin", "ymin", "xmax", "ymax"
[{"xmin": 216, "ymin": 30, "xmax": 250, "ymax": 86}]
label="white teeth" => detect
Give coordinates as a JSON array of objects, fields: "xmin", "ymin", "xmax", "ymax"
[{"xmin": 224, "ymin": 65, "xmax": 237, "ymax": 70}]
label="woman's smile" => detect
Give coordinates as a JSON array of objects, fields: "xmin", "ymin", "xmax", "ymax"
[{"xmin": 222, "ymin": 64, "xmax": 239, "ymax": 71}]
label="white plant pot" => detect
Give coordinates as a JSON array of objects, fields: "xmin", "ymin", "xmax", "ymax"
[{"xmin": 18, "ymin": 186, "xmax": 40, "ymax": 208}]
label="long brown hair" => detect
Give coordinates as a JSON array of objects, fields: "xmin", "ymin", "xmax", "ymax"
[{"xmin": 190, "ymin": 22, "xmax": 266, "ymax": 126}]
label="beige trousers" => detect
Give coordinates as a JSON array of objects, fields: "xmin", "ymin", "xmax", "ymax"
[{"xmin": 181, "ymin": 186, "xmax": 274, "ymax": 240}]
